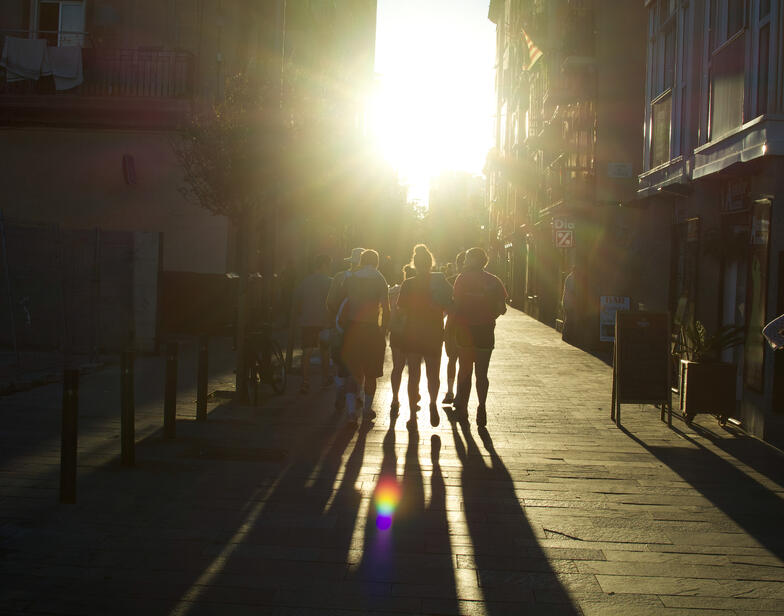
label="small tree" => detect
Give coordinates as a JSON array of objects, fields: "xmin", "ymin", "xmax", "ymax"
[{"xmin": 173, "ymin": 73, "xmax": 282, "ymax": 402}]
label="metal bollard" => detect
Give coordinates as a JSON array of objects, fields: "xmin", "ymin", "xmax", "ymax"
[
  {"xmin": 196, "ymin": 335, "xmax": 208, "ymax": 421},
  {"xmin": 60, "ymin": 369, "xmax": 78, "ymax": 504},
  {"xmin": 121, "ymin": 351, "xmax": 135, "ymax": 466},
  {"xmin": 164, "ymin": 341, "xmax": 178, "ymax": 439}
]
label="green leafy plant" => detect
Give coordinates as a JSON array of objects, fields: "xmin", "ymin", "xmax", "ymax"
[{"xmin": 681, "ymin": 320, "xmax": 745, "ymax": 362}]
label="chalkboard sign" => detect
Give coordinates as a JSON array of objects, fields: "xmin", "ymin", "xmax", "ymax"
[{"xmin": 612, "ymin": 311, "xmax": 671, "ymax": 426}]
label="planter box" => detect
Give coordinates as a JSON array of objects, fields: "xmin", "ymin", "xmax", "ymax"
[{"xmin": 679, "ymin": 359, "xmax": 737, "ymax": 422}]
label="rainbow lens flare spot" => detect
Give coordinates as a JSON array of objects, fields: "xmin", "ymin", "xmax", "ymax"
[{"xmin": 375, "ymin": 478, "xmax": 401, "ymax": 530}]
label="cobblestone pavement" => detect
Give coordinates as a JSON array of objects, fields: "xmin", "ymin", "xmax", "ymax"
[{"xmin": 2, "ymin": 309, "xmax": 784, "ymax": 615}]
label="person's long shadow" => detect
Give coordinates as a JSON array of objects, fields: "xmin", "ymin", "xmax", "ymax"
[
  {"xmin": 173, "ymin": 415, "xmax": 359, "ymax": 613},
  {"xmin": 352, "ymin": 423, "xmax": 460, "ymax": 612},
  {"xmin": 621, "ymin": 424, "xmax": 784, "ymax": 561},
  {"xmin": 424, "ymin": 434, "xmax": 459, "ymax": 614},
  {"xmin": 450, "ymin": 414, "xmax": 580, "ymax": 614}
]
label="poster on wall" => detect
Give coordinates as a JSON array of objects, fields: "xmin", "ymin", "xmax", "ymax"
[
  {"xmin": 600, "ymin": 296, "xmax": 631, "ymax": 342},
  {"xmin": 744, "ymin": 200, "xmax": 771, "ymax": 391}
]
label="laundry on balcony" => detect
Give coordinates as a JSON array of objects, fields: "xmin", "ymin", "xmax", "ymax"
[
  {"xmin": 0, "ymin": 37, "xmax": 52, "ymax": 82},
  {"xmin": 48, "ymin": 45, "xmax": 83, "ymax": 90}
]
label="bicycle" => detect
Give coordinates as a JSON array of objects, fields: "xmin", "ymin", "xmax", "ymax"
[{"xmin": 246, "ymin": 326, "xmax": 287, "ymax": 403}]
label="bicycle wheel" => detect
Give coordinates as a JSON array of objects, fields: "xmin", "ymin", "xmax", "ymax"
[{"xmin": 268, "ymin": 340, "xmax": 287, "ymax": 394}]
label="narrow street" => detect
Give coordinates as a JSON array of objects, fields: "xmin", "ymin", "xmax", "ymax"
[{"xmin": 2, "ymin": 308, "xmax": 784, "ymax": 615}]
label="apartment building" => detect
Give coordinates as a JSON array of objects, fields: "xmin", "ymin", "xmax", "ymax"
[
  {"xmin": 0, "ymin": 1, "xmax": 282, "ymax": 276},
  {"xmin": 0, "ymin": 2, "xmax": 378, "ymax": 345},
  {"xmin": 637, "ymin": 0, "xmax": 784, "ymax": 442},
  {"xmin": 487, "ymin": 0, "xmax": 656, "ymax": 348}
]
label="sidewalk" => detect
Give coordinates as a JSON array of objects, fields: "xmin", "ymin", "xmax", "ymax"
[{"xmin": 1, "ymin": 308, "xmax": 784, "ymax": 615}]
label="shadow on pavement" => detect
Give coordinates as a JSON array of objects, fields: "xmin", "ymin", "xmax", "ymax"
[
  {"xmin": 1, "ymin": 389, "xmax": 363, "ymax": 615},
  {"xmin": 0, "ymin": 336, "xmax": 235, "ymax": 470},
  {"xmin": 351, "ymin": 420, "xmax": 460, "ymax": 613},
  {"xmin": 683, "ymin": 419, "xmax": 784, "ymax": 492},
  {"xmin": 621, "ymin": 424, "xmax": 784, "ymax": 561},
  {"xmin": 171, "ymin": 410, "xmax": 361, "ymax": 614},
  {"xmin": 451, "ymin": 414, "xmax": 581, "ymax": 614}
]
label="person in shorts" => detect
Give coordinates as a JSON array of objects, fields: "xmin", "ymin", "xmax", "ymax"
[
  {"xmin": 341, "ymin": 249, "xmax": 390, "ymax": 422},
  {"xmin": 452, "ymin": 247, "xmax": 507, "ymax": 427},
  {"xmin": 292, "ymin": 254, "xmax": 332, "ymax": 393},
  {"xmin": 443, "ymin": 250, "xmax": 465, "ymax": 404}
]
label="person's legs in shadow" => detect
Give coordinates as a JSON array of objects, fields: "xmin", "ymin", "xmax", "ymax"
[
  {"xmin": 455, "ymin": 347, "xmax": 475, "ymax": 416},
  {"xmin": 425, "ymin": 353, "xmax": 441, "ymax": 426},
  {"xmin": 406, "ymin": 353, "xmax": 422, "ymax": 426},
  {"xmin": 390, "ymin": 346, "xmax": 405, "ymax": 409},
  {"xmin": 362, "ymin": 370, "xmax": 377, "ymax": 419},
  {"xmin": 474, "ymin": 349, "xmax": 492, "ymax": 426}
]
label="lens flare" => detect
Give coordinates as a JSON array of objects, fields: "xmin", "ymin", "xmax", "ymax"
[{"xmin": 374, "ymin": 478, "xmax": 401, "ymax": 530}]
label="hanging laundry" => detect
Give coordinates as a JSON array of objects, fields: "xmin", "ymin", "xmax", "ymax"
[{"xmin": 0, "ymin": 37, "xmax": 52, "ymax": 82}]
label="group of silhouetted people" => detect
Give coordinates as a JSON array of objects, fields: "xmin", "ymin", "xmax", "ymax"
[{"xmin": 291, "ymin": 244, "xmax": 507, "ymax": 428}]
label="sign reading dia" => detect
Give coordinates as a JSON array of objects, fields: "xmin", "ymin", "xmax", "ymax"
[{"xmin": 555, "ymin": 229, "xmax": 574, "ymax": 248}]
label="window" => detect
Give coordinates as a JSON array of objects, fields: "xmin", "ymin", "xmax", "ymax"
[
  {"xmin": 651, "ymin": 0, "xmax": 677, "ymax": 98},
  {"xmin": 36, "ymin": 1, "xmax": 85, "ymax": 47},
  {"xmin": 707, "ymin": 0, "xmax": 746, "ymax": 140},
  {"xmin": 757, "ymin": 23, "xmax": 769, "ymax": 116},
  {"xmin": 709, "ymin": 0, "xmax": 746, "ymax": 50},
  {"xmin": 756, "ymin": 0, "xmax": 772, "ymax": 117},
  {"xmin": 651, "ymin": 91, "xmax": 673, "ymax": 167},
  {"xmin": 646, "ymin": 0, "xmax": 679, "ymax": 168}
]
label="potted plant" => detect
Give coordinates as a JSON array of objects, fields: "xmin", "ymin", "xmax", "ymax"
[{"xmin": 679, "ymin": 320, "xmax": 745, "ymax": 425}]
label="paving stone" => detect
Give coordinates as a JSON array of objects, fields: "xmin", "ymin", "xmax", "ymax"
[{"xmin": 2, "ymin": 309, "xmax": 784, "ymax": 614}]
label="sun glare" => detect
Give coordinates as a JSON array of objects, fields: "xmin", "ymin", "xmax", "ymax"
[{"xmin": 372, "ymin": 1, "xmax": 496, "ymax": 206}]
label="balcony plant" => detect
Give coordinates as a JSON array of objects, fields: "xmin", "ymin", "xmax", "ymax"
[{"xmin": 679, "ymin": 320, "xmax": 744, "ymax": 425}]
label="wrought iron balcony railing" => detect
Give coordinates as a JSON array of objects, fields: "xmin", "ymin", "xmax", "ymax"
[{"xmin": 0, "ymin": 30, "xmax": 194, "ymax": 99}]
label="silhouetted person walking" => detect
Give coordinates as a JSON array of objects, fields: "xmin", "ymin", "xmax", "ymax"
[
  {"xmin": 443, "ymin": 250, "xmax": 465, "ymax": 404},
  {"xmin": 341, "ymin": 249, "xmax": 390, "ymax": 422},
  {"xmin": 388, "ymin": 264, "xmax": 415, "ymax": 411},
  {"xmin": 326, "ymin": 247, "xmax": 364, "ymax": 411},
  {"xmin": 452, "ymin": 247, "xmax": 507, "ymax": 427},
  {"xmin": 397, "ymin": 244, "xmax": 452, "ymax": 428}
]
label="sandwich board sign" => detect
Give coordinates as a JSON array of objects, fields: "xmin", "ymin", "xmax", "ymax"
[{"xmin": 611, "ymin": 311, "xmax": 672, "ymax": 427}]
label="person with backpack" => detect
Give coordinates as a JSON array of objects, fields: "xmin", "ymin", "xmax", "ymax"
[
  {"xmin": 397, "ymin": 244, "xmax": 452, "ymax": 429},
  {"xmin": 451, "ymin": 247, "xmax": 508, "ymax": 427},
  {"xmin": 340, "ymin": 249, "xmax": 390, "ymax": 423},
  {"xmin": 326, "ymin": 247, "xmax": 364, "ymax": 411}
]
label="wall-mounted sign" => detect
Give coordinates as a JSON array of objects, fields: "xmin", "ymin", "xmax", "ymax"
[
  {"xmin": 607, "ymin": 162, "xmax": 633, "ymax": 178},
  {"xmin": 554, "ymin": 217, "xmax": 575, "ymax": 248},
  {"xmin": 555, "ymin": 229, "xmax": 574, "ymax": 248},
  {"xmin": 554, "ymin": 218, "xmax": 575, "ymax": 230},
  {"xmin": 722, "ymin": 177, "xmax": 750, "ymax": 212}
]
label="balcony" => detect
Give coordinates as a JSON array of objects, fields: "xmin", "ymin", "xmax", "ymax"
[
  {"xmin": 0, "ymin": 31, "xmax": 194, "ymax": 128},
  {"xmin": 541, "ymin": 152, "xmax": 595, "ymax": 213}
]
